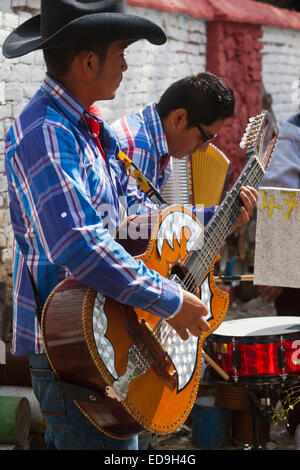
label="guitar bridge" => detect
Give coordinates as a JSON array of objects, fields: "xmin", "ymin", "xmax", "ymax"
[
  {"xmin": 124, "ymin": 305, "xmax": 177, "ymax": 384},
  {"xmin": 106, "ymin": 344, "xmax": 150, "ymax": 401}
]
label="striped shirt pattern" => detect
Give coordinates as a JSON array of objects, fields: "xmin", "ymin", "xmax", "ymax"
[
  {"xmin": 5, "ymin": 75, "xmax": 183, "ymax": 356},
  {"xmin": 112, "ymin": 102, "xmax": 172, "ymax": 207},
  {"xmin": 112, "ymin": 102, "xmax": 217, "ymax": 227}
]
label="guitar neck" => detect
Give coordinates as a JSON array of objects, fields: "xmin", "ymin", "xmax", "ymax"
[{"xmin": 185, "ymin": 155, "xmax": 264, "ymax": 286}]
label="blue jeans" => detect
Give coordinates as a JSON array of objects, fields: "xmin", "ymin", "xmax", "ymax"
[{"xmin": 28, "ymin": 354, "xmax": 138, "ymax": 450}]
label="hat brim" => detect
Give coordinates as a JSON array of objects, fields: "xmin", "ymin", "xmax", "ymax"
[{"xmin": 3, "ymin": 12, "xmax": 167, "ymax": 59}]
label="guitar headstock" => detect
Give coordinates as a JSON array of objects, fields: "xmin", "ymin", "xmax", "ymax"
[{"xmin": 240, "ymin": 111, "xmax": 279, "ymax": 171}]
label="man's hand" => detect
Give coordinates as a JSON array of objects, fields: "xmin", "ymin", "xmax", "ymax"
[
  {"xmin": 167, "ymin": 290, "xmax": 210, "ymax": 340},
  {"xmin": 166, "ymin": 186, "xmax": 257, "ymax": 341},
  {"xmin": 258, "ymin": 285, "xmax": 283, "ymax": 303},
  {"xmin": 233, "ymin": 185, "xmax": 258, "ymax": 231}
]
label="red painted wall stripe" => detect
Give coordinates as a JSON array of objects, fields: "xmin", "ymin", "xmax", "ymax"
[
  {"xmin": 128, "ymin": 0, "xmax": 300, "ymax": 31},
  {"xmin": 206, "ymin": 21, "xmax": 263, "ymax": 184}
]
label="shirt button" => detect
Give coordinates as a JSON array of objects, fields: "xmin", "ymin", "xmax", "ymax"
[
  {"xmin": 61, "ymin": 212, "xmax": 67, "ymax": 218},
  {"xmin": 92, "ymin": 132, "xmax": 98, "ymax": 138}
]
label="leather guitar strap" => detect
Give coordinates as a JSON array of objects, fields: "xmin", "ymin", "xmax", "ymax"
[{"xmin": 25, "ymin": 265, "xmax": 43, "ymax": 324}]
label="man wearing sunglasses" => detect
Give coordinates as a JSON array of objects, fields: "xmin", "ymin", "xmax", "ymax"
[{"xmin": 112, "ymin": 72, "xmax": 234, "ymax": 205}]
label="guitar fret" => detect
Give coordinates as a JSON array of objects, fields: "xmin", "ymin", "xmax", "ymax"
[{"xmin": 204, "ymin": 233, "xmax": 219, "ymax": 258}]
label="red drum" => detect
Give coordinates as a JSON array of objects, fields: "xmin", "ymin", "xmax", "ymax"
[{"xmin": 207, "ymin": 317, "xmax": 300, "ymax": 384}]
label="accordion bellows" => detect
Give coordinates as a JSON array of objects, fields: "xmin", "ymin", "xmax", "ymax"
[{"xmin": 190, "ymin": 144, "xmax": 230, "ymax": 207}]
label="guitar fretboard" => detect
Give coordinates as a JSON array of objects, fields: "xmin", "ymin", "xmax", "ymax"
[{"xmin": 184, "ymin": 156, "xmax": 264, "ymax": 287}]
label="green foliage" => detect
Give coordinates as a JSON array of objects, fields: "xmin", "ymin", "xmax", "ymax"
[{"xmin": 272, "ymin": 385, "xmax": 300, "ymax": 426}]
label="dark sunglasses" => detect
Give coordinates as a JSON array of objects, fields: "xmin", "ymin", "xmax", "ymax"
[{"xmin": 196, "ymin": 124, "xmax": 217, "ymax": 143}]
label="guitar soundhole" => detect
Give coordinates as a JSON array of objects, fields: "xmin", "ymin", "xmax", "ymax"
[
  {"xmin": 170, "ymin": 266, "xmax": 212, "ymax": 323},
  {"xmin": 170, "ymin": 265, "xmax": 197, "ymax": 295}
]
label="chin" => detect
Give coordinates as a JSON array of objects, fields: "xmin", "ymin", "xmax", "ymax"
[{"xmin": 100, "ymin": 91, "xmax": 117, "ymax": 101}]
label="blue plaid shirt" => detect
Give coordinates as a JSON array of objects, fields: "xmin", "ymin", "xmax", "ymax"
[
  {"xmin": 112, "ymin": 101, "xmax": 216, "ymax": 241},
  {"xmin": 5, "ymin": 75, "xmax": 184, "ymax": 356},
  {"xmin": 112, "ymin": 102, "xmax": 172, "ymax": 206}
]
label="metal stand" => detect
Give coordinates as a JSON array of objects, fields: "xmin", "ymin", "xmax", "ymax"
[
  {"xmin": 204, "ymin": 364, "xmax": 286, "ymax": 449},
  {"xmin": 244, "ymin": 383, "xmax": 282, "ymax": 450}
]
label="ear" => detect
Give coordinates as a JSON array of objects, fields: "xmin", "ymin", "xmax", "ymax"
[
  {"xmin": 77, "ymin": 49, "xmax": 98, "ymax": 77},
  {"xmin": 170, "ymin": 108, "xmax": 188, "ymax": 130}
]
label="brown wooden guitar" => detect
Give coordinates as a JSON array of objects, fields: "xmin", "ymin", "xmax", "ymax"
[{"xmin": 41, "ymin": 111, "xmax": 278, "ymax": 439}]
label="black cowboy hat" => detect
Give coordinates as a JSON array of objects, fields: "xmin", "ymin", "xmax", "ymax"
[{"xmin": 3, "ymin": 0, "xmax": 167, "ymax": 59}]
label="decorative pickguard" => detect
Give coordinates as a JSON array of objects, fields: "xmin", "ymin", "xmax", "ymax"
[
  {"xmin": 106, "ymin": 345, "xmax": 150, "ymax": 401},
  {"xmin": 92, "ymin": 293, "xmax": 118, "ymax": 379},
  {"xmin": 156, "ymin": 210, "xmax": 202, "ymax": 257},
  {"xmin": 155, "ymin": 210, "xmax": 209, "ymax": 391},
  {"xmin": 199, "ymin": 275, "xmax": 213, "ymax": 322},
  {"xmin": 92, "ymin": 209, "xmax": 213, "ymax": 394},
  {"xmin": 156, "ymin": 322, "xmax": 198, "ymax": 391}
]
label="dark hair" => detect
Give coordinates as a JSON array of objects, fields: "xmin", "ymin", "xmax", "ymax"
[
  {"xmin": 156, "ymin": 72, "xmax": 235, "ymax": 127},
  {"xmin": 43, "ymin": 43, "xmax": 110, "ymax": 77}
]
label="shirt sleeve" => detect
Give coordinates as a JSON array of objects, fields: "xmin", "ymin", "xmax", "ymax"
[
  {"xmin": 260, "ymin": 128, "xmax": 300, "ymax": 189},
  {"xmin": 9, "ymin": 124, "xmax": 183, "ymax": 319}
]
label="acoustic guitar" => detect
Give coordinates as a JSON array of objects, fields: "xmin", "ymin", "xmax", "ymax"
[{"xmin": 41, "ymin": 111, "xmax": 278, "ymax": 438}]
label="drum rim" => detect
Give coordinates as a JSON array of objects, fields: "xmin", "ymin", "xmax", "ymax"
[
  {"xmin": 207, "ymin": 331, "xmax": 300, "ymax": 344},
  {"xmin": 226, "ymin": 373, "xmax": 300, "ymax": 385}
]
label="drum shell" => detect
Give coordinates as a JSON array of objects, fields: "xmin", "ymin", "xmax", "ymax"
[
  {"xmin": 207, "ymin": 332, "xmax": 300, "ymax": 382},
  {"xmin": 215, "ymin": 382, "xmax": 251, "ymax": 410},
  {"xmin": 232, "ymin": 409, "xmax": 270, "ymax": 446}
]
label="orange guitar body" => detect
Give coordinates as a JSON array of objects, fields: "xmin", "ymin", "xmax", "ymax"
[{"xmin": 41, "ymin": 205, "xmax": 229, "ymax": 439}]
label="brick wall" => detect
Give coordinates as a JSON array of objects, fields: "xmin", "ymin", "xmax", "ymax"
[
  {"xmin": 261, "ymin": 25, "xmax": 300, "ymax": 121},
  {"xmin": 206, "ymin": 21, "xmax": 263, "ymax": 183},
  {"xmin": 0, "ymin": 1, "xmax": 41, "ymax": 302}
]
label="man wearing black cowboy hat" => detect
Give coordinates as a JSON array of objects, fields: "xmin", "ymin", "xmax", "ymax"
[{"xmin": 3, "ymin": 0, "xmax": 257, "ymax": 450}]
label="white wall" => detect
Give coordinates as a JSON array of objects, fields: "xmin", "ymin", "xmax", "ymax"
[
  {"xmin": 0, "ymin": 5, "xmax": 207, "ymax": 279},
  {"xmin": 261, "ymin": 25, "xmax": 300, "ymax": 122},
  {"xmin": 0, "ymin": 2, "xmax": 42, "ymax": 287},
  {"xmin": 2, "ymin": 3, "xmax": 300, "ymax": 286}
]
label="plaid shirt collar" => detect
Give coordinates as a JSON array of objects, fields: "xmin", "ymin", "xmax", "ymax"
[
  {"xmin": 41, "ymin": 74, "xmax": 118, "ymax": 163},
  {"xmin": 41, "ymin": 73, "xmax": 87, "ymax": 127},
  {"xmin": 143, "ymin": 102, "xmax": 169, "ymax": 159}
]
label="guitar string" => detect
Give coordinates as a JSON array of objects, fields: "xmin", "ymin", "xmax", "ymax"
[
  {"xmin": 148, "ymin": 130, "xmax": 277, "ymax": 351},
  {"xmin": 144, "ymin": 157, "xmax": 264, "ymax": 350},
  {"xmin": 181, "ymin": 158, "xmax": 262, "ymax": 292}
]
